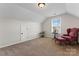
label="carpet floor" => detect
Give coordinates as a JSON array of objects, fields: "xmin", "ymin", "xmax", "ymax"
[{"xmin": 0, "ymin": 38, "xmax": 79, "ymax": 56}]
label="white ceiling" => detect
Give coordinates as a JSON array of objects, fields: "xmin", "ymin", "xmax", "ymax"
[
  {"xmin": 17, "ymin": 3, "xmax": 66, "ymax": 17},
  {"xmin": 66, "ymin": 3, "xmax": 79, "ymax": 18},
  {"xmin": 0, "ymin": 3, "xmax": 79, "ymax": 23},
  {"xmin": 16, "ymin": 3, "xmax": 67, "ymax": 23}
]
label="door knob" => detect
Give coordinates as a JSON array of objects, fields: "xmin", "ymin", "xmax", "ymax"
[{"xmin": 21, "ymin": 33, "xmax": 23, "ymax": 35}]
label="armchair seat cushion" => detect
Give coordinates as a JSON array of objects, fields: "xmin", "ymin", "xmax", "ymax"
[
  {"xmin": 62, "ymin": 36, "xmax": 72, "ymax": 39},
  {"xmin": 57, "ymin": 37, "xmax": 65, "ymax": 40},
  {"xmin": 55, "ymin": 37, "xmax": 67, "ymax": 45}
]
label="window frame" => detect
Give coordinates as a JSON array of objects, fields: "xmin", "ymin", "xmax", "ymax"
[{"xmin": 51, "ymin": 17, "xmax": 61, "ymax": 34}]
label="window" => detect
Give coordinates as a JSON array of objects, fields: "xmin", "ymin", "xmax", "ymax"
[{"xmin": 51, "ymin": 17, "xmax": 61, "ymax": 34}]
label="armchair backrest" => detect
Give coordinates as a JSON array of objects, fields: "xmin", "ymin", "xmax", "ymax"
[
  {"xmin": 69, "ymin": 28, "xmax": 78, "ymax": 38},
  {"xmin": 67, "ymin": 28, "xmax": 71, "ymax": 35}
]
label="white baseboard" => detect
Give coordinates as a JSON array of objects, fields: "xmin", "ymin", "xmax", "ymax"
[{"xmin": 0, "ymin": 34, "xmax": 39, "ymax": 48}]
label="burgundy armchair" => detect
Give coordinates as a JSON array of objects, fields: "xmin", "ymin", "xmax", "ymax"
[
  {"xmin": 62, "ymin": 28, "xmax": 78, "ymax": 44},
  {"xmin": 55, "ymin": 28, "xmax": 79, "ymax": 45}
]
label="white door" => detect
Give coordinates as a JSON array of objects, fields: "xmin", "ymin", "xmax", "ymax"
[
  {"xmin": 20, "ymin": 22, "xmax": 41, "ymax": 41},
  {"xmin": 20, "ymin": 23, "xmax": 29, "ymax": 41}
]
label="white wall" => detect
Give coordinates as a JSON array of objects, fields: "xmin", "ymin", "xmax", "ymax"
[
  {"xmin": 42, "ymin": 18, "xmax": 52, "ymax": 37},
  {"xmin": 66, "ymin": 3, "xmax": 79, "ymax": 18},
  {"xmin": 61, "ymin": 14, "xmax": 79, "ymax": 34},
  {"xmin": 42, "ymin": 13, "xmax": 79, "ymax": 38},
  {"xmin": 0, "ymin": 19, "xmax": 20, "ymax": 47},
  {"xmin": 0, "ymin": 19, "xmax": 41, "ymax": 48}
]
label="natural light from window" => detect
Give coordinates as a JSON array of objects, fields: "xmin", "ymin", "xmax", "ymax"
[{"xmin": 51, "ymin": 17, "xmax": 61, "ymax": 34}]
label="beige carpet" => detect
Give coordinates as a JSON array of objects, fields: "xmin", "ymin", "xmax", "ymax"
[{"xmin": 0, "ymin": 38, "xmax": 79, "ymax": 56}]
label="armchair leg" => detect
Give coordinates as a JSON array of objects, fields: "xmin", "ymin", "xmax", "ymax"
[{"xmin": 76, "ymin": 40, "xmax": 78, "ymax": 44}]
